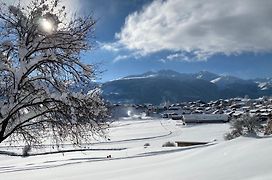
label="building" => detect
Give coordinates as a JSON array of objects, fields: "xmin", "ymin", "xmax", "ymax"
[{"xmin": 182, "ymin": 114, "xmax": 229, "ymax": 123}]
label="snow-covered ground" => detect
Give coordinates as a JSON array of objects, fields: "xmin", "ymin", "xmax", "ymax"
[{"xmin": 0, "ymin": 118, "xmax": 271, "ymax": 180}]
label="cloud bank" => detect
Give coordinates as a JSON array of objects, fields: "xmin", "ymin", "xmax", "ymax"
[{"xmin": 116, "ymin": 0, "xmax": 272, "ymax": 60}]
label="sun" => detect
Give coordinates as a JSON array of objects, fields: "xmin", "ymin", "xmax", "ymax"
[{"xmin": 40, "ymin": 18, "xmax": 54, "ymax": 33}]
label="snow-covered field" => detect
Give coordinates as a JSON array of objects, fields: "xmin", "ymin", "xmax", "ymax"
[{"xmin": 0, "ymin": 118, "xmax": 272, "ymax": 180}]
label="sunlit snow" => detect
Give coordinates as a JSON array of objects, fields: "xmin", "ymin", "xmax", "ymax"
[{"xmin": 1, "ymin": 118, "xmax": 271, "ymax": 180}]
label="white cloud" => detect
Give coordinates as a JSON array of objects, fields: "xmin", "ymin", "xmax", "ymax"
[
  {"xmin": 98, "ymin": 41, "xmax": 143, "ymax": 63},
  {"xmin": 167, "ymin": 53, "xmax": 190, "ymax": 61},
  {"xmin": 100, "ymin": 41, "xmax": 123, "ymax": 52},
  {"xmin": 113, "ymin": 52, "xmax": 143, "ymax": 63},
  {"xmin": 102, "ymin": 44, "xmax": 119, "ymax": 52},
  {"xmin": 160, "ymin": 53, "xmax": 192, "ymax": 63},
  {"xmin": 113, "ymin": 55, "xmax": 130, "ymax": 62},
  {"xmin": 116, "ymin": 0, "xmax": 272, "ymax": 60}
]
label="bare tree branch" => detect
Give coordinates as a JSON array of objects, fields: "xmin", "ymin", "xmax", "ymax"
[{"xmin": 0, "ymin": 0, "xmax": 108, "ymax": 146}]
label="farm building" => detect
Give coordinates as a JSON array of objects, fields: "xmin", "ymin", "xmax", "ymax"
[{"xmin": 182, "ymin": 114, "xmax": 229, "ymax": 123}]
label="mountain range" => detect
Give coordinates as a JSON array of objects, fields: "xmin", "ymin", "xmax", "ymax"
[{"xmin": 102, "ymin": 70, "xmax": 272, "ymax": 104}]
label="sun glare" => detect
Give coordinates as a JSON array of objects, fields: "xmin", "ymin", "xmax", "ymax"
[{"xmin": 40, "ymin": 18, "xmax": 54, "ymax": 33}]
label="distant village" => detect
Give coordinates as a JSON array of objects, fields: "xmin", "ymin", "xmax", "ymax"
[{"xmin": 109, "ymin": 96, "xmax": 272, "ymax": 123}]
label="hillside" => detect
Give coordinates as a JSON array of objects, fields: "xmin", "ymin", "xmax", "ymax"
[
  {"xmin": 1, "ymin": 119, "xmax": 271, "ymax": 180},
  {"xmin": 102, "ymin": 70, "xmax": 272, "ymax": 104}
]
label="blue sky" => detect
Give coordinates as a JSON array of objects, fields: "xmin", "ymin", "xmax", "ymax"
[{"xmin": 73, "ymin": 0, "xmax": 272, "ymax": 82}]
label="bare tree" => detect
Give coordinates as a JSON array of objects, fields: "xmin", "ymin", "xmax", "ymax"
[
  {"xmin": 0, "ymin": 0, "xmax": 108, "ymax": 146},
  {"xmin": 225, "ymin": 113, "xmax": 262, "ymax": 140},
  {"xmin": 264, "ymin": 120, "xmax": 272, "ymax": 135}
]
